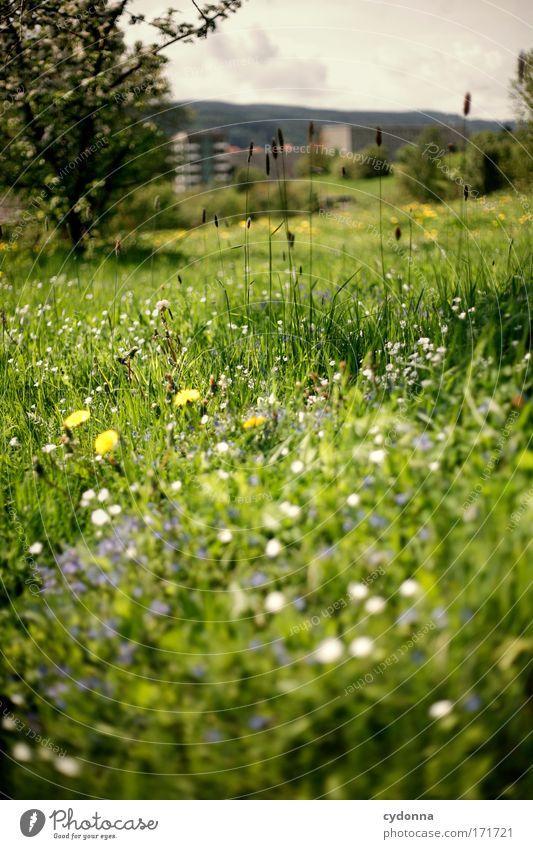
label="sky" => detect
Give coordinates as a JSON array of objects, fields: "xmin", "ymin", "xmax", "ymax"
[{"xmin": 130, "ymin": 0, "xmax": 532, "ymax": 120}]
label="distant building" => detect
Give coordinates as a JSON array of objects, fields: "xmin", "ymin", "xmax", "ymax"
[
  {"xmin": 320, "ymin": 122, "xmax": 463, "ymax": 158},
  {"xmin": 173, "ymin": 131, "xmax": 233, "ymax": 191}
]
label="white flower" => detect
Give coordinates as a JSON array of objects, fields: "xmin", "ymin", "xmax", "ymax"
[
  {"xmin": 201, "ymin": 414, "xmax": 209, "ymax": 425},
  {"xmin": 156, "ymin": 299, "xmax": 170, "ymax": 310},
  {"xmin": 428, "ymin": 461, "xmax": 440, "ymax": 472},
  {"xmin": 315, "ymin": 637, "xmax": 343, "ymax": 664},
  {"xmin": 54, "ymin": 756, "xmax": 81, "ymax": 777},
  {"xmin": 348, "ymin": 582, "xmax": 369, "ymax": 601},
  {"xmin": 347, "ymin": 493, "xmax": 360, "ymax": 507},
  {"xmin": 265, "ymin": 538, "xmax": 282, "ymax": 558},
  {"xmin": 399, "ymin": 579, "xmax": 420, "ymax": 598},
  {"xmin": 216, "ymin": 441, "xmax": 229, "ymax": 454},
  {"xmin": 365, "ymin": 596, "xmax": 386, "ymax": 615},
  {"xmin": 280, "ymin": 501, "xmax": 301, "ymax": 519},
  {"xmin": 97, "ymin": 488, "xmax": 109, "ymax": 502},
  {"xmin": 349, "ymin": 636, "xmax": 375, "ymax": 658},
  {"xmin": 91, "ymin": 508, "xmax": 110, "ymax": 527},
  {"xmin": 109, "ymin": 504, "xmax": 122, "ymax": 516},
  {"xmin": 170, "ymin": 480, "xmax": 182, "ymax": 492},
  {"xmin": 264, "ymin": 591, "xmax": 285, "ymax": 613},
  {"xmin": 84, "ymin": 396, "xmax": 93, "ymax": 406},
  {"xmin": 42, "ymin": 443, "xmax": 57, "ymax": 454},
  {"xmin": 80, "ymin": 488, "xmax": 95, "ymax": 505},
  {"xmin": 9, "ymin": 436, "xmax": 19, "ymax": 447},
  {"xmin": 13, "ymin": 743, "xmax": 32, "ymax": 762},
  {"xmin": 428, "ymin": 699, "xmax": 454, "ymax": 719},
  {"xmin": 28, "ymin": 542, "xmax": 43, "ymax": 556},
  {"xmin": 218, "ymin": 528, "xmax": 232, "ymax": 543},
  {"xmin": 369, "ymin": 449, "xmax": 386, "ymax": 464},
  {"xmin": 291, "ymin": 460, "xmax": 304, "ymax": 474}
]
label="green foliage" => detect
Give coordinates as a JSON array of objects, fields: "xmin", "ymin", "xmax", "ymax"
[
  {"xmin": 295, "ymin": 144, "xmax": 336, "ymax": 177},
  {"xmin": 233, "ymin": 166, "xmax": 266, "ymax": 192},
  {"xmin": 0, "ymin": 0, "xmax": 242, "ymax": 246}
]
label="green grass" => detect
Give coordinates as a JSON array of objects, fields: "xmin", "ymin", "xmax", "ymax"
[{"xmin": 0, "ymin": 185, "xmax": 532, "ymax": 799}]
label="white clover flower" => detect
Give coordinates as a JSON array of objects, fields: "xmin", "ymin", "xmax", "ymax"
[
  {"xmin": 365, "ymin": 596, "xmax": 386, "ymax": 615},
  {"xmin": 264, "ymin": 591, "xmax": 285, "ymax": 613},
  {"xmin": 428, "ymin": 700, "xmax": 454, "ymax": 719},
  {"xmin": 91, "ymin": 508, "xmax": 110, "ymax": 527},
  {"xmin": 399, "ymin": 579, "xmax": 420, "ymax": 598},
  {"xmin": 42, "ymin": 443, "xmax": 57, "ymax": 454},
  {"xmin": 13, "ymin": 743, "xmax": 32, "ymax": 762},
  {"xmin": 9, "ymin": 436, "xmax": 19, "ymax": 447},
  {"xmin": 97, "ymin": 488, "xmax": 109, "ymax": 502},
  {"xmin": 265, "ymin": 538, "xmax": 282, "ymax": 558},
  {"xmin": 81, "ymin": 489, "xmax": 96, "ymax": 504},
  {"xmin": 349, "ymin": 636, "xmax": 375, "ymax": 658},
  {"xmin": 347, "ymin": 493, "xmax": 360, "ymax": 507},
  {"xmin": 291, "ymin": 460, "xmax": 304, "ymax": 474},
  {"xmin": 170, "ymin": 480, "xmax": 182, "ymax": 492},
  {"xmin": 108, "ymin": 504, "xmax": 122, "ymax": 516},
  {"xmin": 348, "ymin": 582, "xmax": 369, "ymax": 601},
  {"xmin": 369, "ymin": 449, "xmax": 386, "ymax": 464},
  {"xmin": 315, "ymin": 637, "xmax": 344, "ymax": 664},
  {"xmin": 54, "ymin": 756, "xmax": 81, "ymax": 777},
  {"xmin": 280, "ymin": 501, "xmax": 301, "ymax": 519},
  {"xmin": 28, "ymin": 542, "xmax": 43, "ymax": 556},
  {"xmin": 218, "ymin": 529, "xmax": 232, "ymax": 544},
  {"xmin": 216, "ymin": 441, "xmax": 229, "ymax": 454}
]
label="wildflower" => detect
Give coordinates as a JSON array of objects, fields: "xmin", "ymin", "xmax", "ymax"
[
  {"xmin": 174, "ymin": 388, "xmax": 200, "ymax": 407},
  {"xmin": 28, "ymin": 542, "xmax": 43, "ymax": 555},
  {"xmin": 243, "ymin": 415, "xmax": 267, "ymax": 429},
  {"xmin": 170, "ymin": 481, "xmax": 182, "ymax": 492},
  {"xmin": 265, "ymin": 538, "xmax": 282, "ymax": 558},
  {"xmin": 9, "ymin": 436, "xmax": 19, "ymax": 447},
  {"xmin": 365, "ymin": 596, "xmax": 386, "ymax": 614},
  {"xmin": 428, "ymin": 699, "xmax": 453, "ymax": 719},
  {"xmin": 109, "ymin": 504, "xmax": 122, "ymax": 516},
  {"xmin": 91, "ymin": 508, "xmax": 110, "ymax": 526},
  {"xmin": 13, "ymin": 743, "xmax": 32, "ymax": 762},
  {"xmin": 264, "ymin": 591, "xmax": 285, "ymax": 613},
  {"xmin": 280, "ymin": 501, "xmax": 301, "ymax": 519},
  {"xmin": 42, "ymin": 443, "xmax": 57, "ymax": 454},
  {"xmin": 290, "ymin": 460, "xmax": 304, "ymax": 474},
  {"xmin": 218, "ymin": 528, "xmax": 232, "ymax": 543},
  {"xmin": 369, "ymin": 449, "xmax": 386, "ymax": 464},
  {"xmin": 349, "ymin": 636, "xmax": 375, "ymax": 658},
  {"xmin": 399, "ymin": 579, "xmax": 420, "ymax": 597},
  {"xmin": 156, "ymin": 299, "xmax": 170, "ymax": 311},
  {"xmin": 347, "ymin": 493, "xmax": 360, "ymax": 507},
  {"xmin": 315, "ymin": 637, "xmax": 343, "ymax": 664},
  {"xmin": 97, "ymin": 488, "xmax": 109, "ymax": 502},
  {"xmin": 94, "ymin": 429, "xmax": 119, "ymax": 455},
  {"xmin": 54, "ymin": 756, "xmax": 81, "ymax": 777},
  {"xmin": 348, "ymin": 582, "xmax": 369, "ymax": 601},
  {"xmin": 216, "ymin": 441, "xmax": 229, "ymax": 454}
]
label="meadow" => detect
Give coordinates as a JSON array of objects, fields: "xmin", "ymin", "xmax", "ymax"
[{"xmin": 1, "ymin": 169, "xmax": 532, "ymax": 799}]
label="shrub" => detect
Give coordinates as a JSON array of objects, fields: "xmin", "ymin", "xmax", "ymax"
[
  {"xmin": 396, "ymin": 128, "xmax": 450, "ymax": 202},
  {"xmin": 338, "ymin": 144, "xmax": 391, "ymax": 180}
]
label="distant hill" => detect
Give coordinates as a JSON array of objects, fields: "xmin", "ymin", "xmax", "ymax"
[{"xmin": 155, "ymin": 100, "xmax": 512, "ymax": 149}]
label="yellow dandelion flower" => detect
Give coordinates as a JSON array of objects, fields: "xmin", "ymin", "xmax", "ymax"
[
  {"xmin": 94, "ymin": 429, "xmax": 119, "ymax": 455},
  {"xmin": 243, "ymin": 415, "xmax": 267, "ymax": 429},
  {"xmin": 63, "ymin": 409, "xmax": 90, "ymax": 429},
  {"xmin": 174, "ymin": 389, "xmax": 200, "ymax": 407}
]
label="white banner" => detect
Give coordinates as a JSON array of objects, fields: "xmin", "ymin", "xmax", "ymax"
[{"xmin": 1, "ymin": 800, "xmax": 531, "ymax": 848}]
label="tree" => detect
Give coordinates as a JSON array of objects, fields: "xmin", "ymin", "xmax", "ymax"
[
  {"xmin": 512, "ymin": 50, "xmax": 533, "ymax": 123},
  {"xmin": 0, "ymin": 0, "xmax": 242, "ymax": 247}
]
